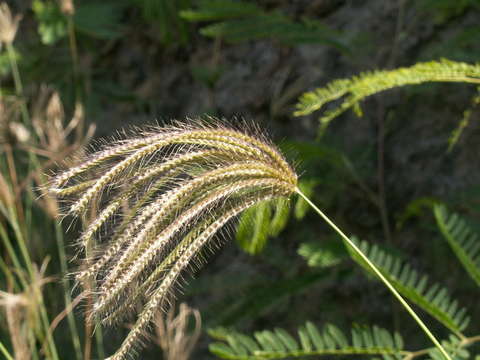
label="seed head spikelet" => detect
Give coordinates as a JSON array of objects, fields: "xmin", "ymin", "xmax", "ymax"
[
  {"xmin": 50, "ymin": 119, "xmax": 297, "ymax": 359},
  {"xmin": 100, "ymin": 163, "xmax": 287, "ymax": 284},
  {"xmin": 95, "ymin": 178, "xmax": 291, "ymax": 318}
]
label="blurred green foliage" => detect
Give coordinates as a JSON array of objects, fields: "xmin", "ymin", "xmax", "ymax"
[
  {"xmin": 137, "ymin": 0, "xmax": 191, "ymax": 44},
  {"xmin": 32, "ymin": 0, "xmax": 67, "ymax": 44},
  {"xmin": 419, "ymin": 0, "xmax": 480, "ymax": 23},
  {"xmin": 180, "ymin": 0, "xmax": 347, "ymax": 50}
]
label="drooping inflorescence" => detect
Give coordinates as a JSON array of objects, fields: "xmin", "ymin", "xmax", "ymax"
[{"xmin": 50, "ymin": 119, "xmax": 297, "ymax": 360}]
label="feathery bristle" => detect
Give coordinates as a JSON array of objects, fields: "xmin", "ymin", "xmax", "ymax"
[{"xmin": 51, "ymin": 119, "xmax": 297, "ymax": 359}]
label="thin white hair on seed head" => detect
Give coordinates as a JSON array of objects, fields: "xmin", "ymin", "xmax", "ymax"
[{"xmin": 50, "ymin": 118, "xmax": 297, "ymax": 360}]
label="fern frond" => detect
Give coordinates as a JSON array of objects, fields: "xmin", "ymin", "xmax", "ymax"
[
  {"xmin": 347, "ymin": 237, "xmax": 470, "ymax": 335},
  {"xmin": 235, "ymin": 198, "xmax": 290, "ymax": 255},
  {"xmin": 199, "ymin": 15, "xmax": 344, "ymax": 48},
  {"xmin": 428, "ymin": 334, "xmax": 471, "ymax": 360},
  {"xmin": 268, "ymin": 198, "xmax": 290, "ymax": 237},
  {"xmin": 434, "ymin": 204, "xmax": 480, "ymax": 287},
  {"xmin": 136, "ymin": 0, "xmax": 191, "ymax": 44},
  {"xmin": 297, "ymin": 240, "xmax": 347, "ymax": 268},
  {"xmin": 418, "ymin": 0, "xmax": 478, "ymax": 24},
  {"xmin": 180, "ymin": 0, "xmax": 345, "ymax": 49},
  {"xmin": 236, "ymin": 201, "xmax": 272, "ymax": 255},
  {"xmin": 208, "ymin": 322, "xmax": 405, "ymax": 359},
  {"xmin": 294, "ymin": 59, "xmax": 480, "ymax": 133},
  {"xmin": 447, "ymin": 88, "xmax": 480, "ymax": 152},
  {"xmin": 179, "ymin": 0, "xmax": 262, "ymax": 21}
]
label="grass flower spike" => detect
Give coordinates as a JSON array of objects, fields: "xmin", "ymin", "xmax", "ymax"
[{"xmin": 51, "ymin": 119, "xmax": 297, "ymax": 359}]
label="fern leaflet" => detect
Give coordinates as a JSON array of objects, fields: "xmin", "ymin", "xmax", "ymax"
[
  {"xmin": 294, "ymin": 59, "xmax": 480, "ymax": 134},
  {"xmin": 428, "ymin": 334, "xmax": 471, "ymax": 360},
  {"xmin": 298, "ymin": 240, "xmax": 347, "ymax": 268},
  {"xmin": 209, "ymin": 322, "xmax": 405, "ymax": 359},
  {"xmin": 180, "ymin": 0, "xmax": 345, "ymax": 49},
  {"xmin": 434, "ymin": 204, "xmax": 480, "ymax": 287},
  {"xmin": 179, "ymin": 0, "xmax": 262, "ymax": 21},
  {"xmin": 236, "ymin": 198, "xmax": 290, "ymax": 255},
  {"xmin": 346, "ymin": 237, "xmax": 470, "ymax": 335}
]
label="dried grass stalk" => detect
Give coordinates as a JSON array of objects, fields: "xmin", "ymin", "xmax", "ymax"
[
  {"xmin": 0, "ymin": 260, "xmax": 53, "ymax": 360},
  {"xmin": 154, "ymin": 302, "xmax": 201, "ymax": 360}
]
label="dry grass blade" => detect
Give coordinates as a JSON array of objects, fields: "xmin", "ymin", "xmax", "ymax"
[
  {"xmin": 0, "ymin": 259, "xmax": 54, "ymax": 360},
  {"xmin": 0, "ymin": 2, "xmax": 21, "ymax": 45},
  {"xmin": 154, "ymin": 302, "xmax": 201, "ymax": 360},
  {"xmin": 51, "ymin": 119, "xmax": 297, "ymax": 359}
]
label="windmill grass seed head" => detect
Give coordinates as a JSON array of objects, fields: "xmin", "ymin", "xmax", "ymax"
[{"xmin": 51, "ymin": 119, "xmax": 297, "ymax": 359}]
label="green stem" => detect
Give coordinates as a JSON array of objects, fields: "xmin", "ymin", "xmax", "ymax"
[
  {"xmin": 67, "ymin": 16, "xmax": 79, "ymax": 78},
  {"xmin": 6, "ymin": 42, "xmax": 23, "ymax": 95},
  {"xmin": 0, "ymin": 222, "xmax": 27, "ymax": 288},
  {"xmin": 6, "ymin": 43, "xmax": 30, "ymax": 127},
  {"xmin": 8, "ymin": 208, "xmax": 34, "ymax": 278},
  {"xmin": 55, "ymin": 223, "xmax": 83, "ymax": 360},
  {"xmin": 0, "ymin": 341, "xmax": 13, "ymax": 360},
  {"xmin": 0, "ymin": 256, "xmax": 15, "ymax": 288},
  {"xmin": 95, "ymin": 321, "xmax": 105, "ymax": 360},
  {"xmin": 5, "ymin": 42, "xmax": 37, "ymax": 237},
  {"xmin": 8, "ymin": 210, "xmax": 59, "ymax": 360},
  {"xmin": 29, "ymin": 330, "xmax": 39, "ymax": 360},
  {"xmin": 67, "ymin": 14, "xmax": 83, "ymax": 103},
  {"xmin": 296, "ymin": 188, "xmax": 452, "ymax": 360}
]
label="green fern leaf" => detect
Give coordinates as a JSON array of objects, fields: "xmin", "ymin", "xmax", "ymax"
[
  {"xmin": 434, "ymin": 204, "xmax": 480, "ymax": 286},
  {"xmin": 294, "ymin": 59, "xmax": 480, "ymax": 134},
  {"xmin": 326, "ymin": 324, "xmax": 348, "ymax": 348},
  {"xmin": 305, "ymin": 321, "xmax": 324, "ymax": 350},
  {"xmin": 181, "ymin": 0, "xmax": 345, "ymax": 49},
  {"xmin": 347, "ymin": 237, "xmax": 470, "ymax": 335},
  {"xmin": 419, "ymin": 0, "xmax": 478, "ymax": 24},
  {"xmin": 202, "ymin": 16, "xmax": 345, "ymax": 49},
  {"xmin": 235, "ymin": 198, "xmax": 290, "ymax": 255},
  {"xmin": 269, "ymin": 198, "xmax": 290, "ymax": 237},
  {"xmin": 179, "ymin": 0, "xmax": 262, "ymax": 21},
  {"xmin": 227, "ymin": 334, "xmax": 250, "ymax": 356},
  {"xmin": 136, "ymin": 0, "xmax": 190, "ymax": 44},
  {"xmin": 73, "ymin": 1, "xmax": 125, "ymax": 40},
  {"xmin": 298, "ymin": 240, "xmax": 348, "ymax": 268},
  {"xmin": 236, "ymin": 333, "xmax": 261, "ymax": 353},
  {"xmin": 209, "ymin": 342, "xmax": 239, "ymax": 359},
  {"xmin": 298, "ymin": 324, "xmax": 313, "ymax": 351},
  {"xmin": 236, "ymin": 201, "xmax": 272, "ymax": 254},
  {"xmin": 447, "ymin": 88, "xmax": 480, "ymax": 152},
  {"xmin": 274, "ymin": 328, "xmax": 299, "ymax": 352},
  {"xmin": 427, "ymin": 334, "xmax": 470, "ymax": 360},
  {"xmin": 209, "ymin": 323, "xmax": 405, "ymax": 359}
]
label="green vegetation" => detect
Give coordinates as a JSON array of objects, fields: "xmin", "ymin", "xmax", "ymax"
[{"xmin": 1, "ymin": 1, "xmax": 480, "ymax": 359}]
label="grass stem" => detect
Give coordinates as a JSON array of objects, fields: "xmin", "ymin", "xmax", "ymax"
[
  {"xmin": 6, "ymin": 43, "xmax": 30, "ymax": 127},
  {"xmin": 0, "ymin": 341, "xmax": 14, "ymax": 360},
  {"xmin": 55, "ymin": 223, "xmax": 83, "ymax": 360},
  {"xmin": 295, "ymin": 188, "xmax": 452, "ymax": 360}
]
